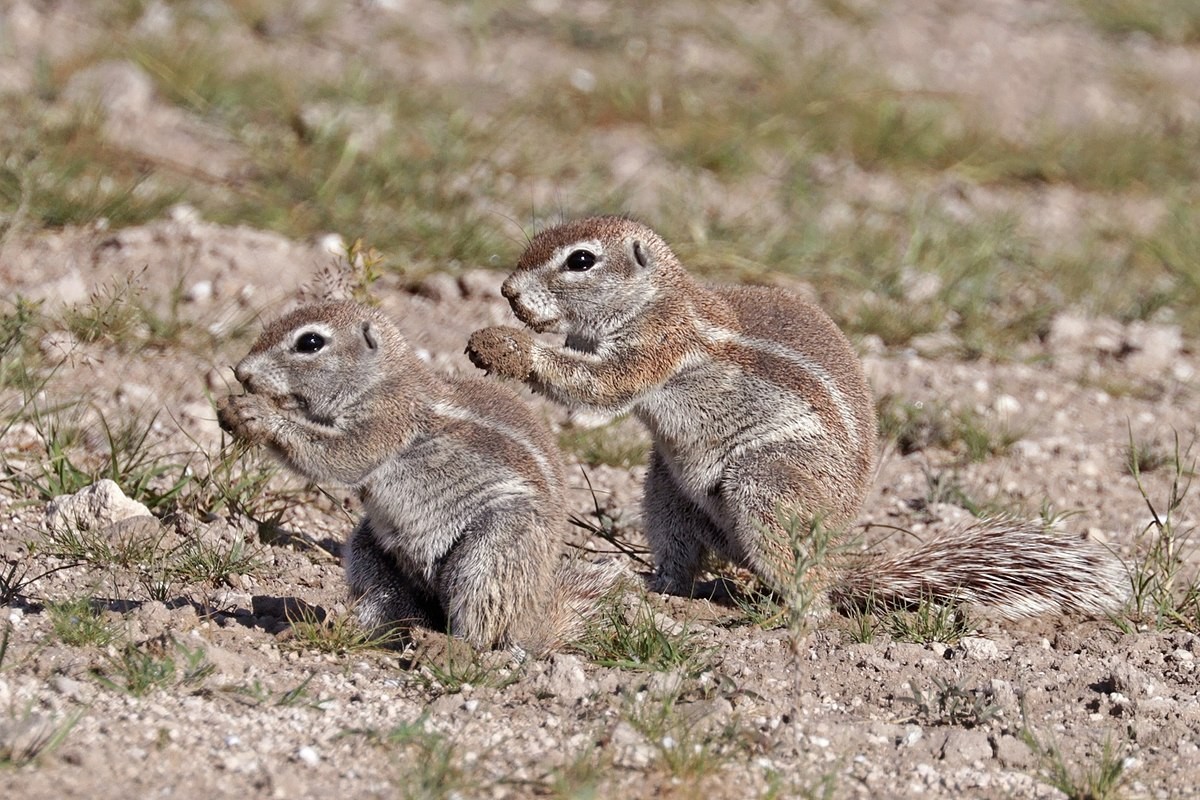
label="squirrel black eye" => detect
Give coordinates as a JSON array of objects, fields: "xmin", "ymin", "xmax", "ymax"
[
  {"xmin": 295, "ymin": 331, "xmax": 325, "ymax": 353},
  {"xmin": 565, "ymin": 249, "xmax": 596, "ymax": 271}
]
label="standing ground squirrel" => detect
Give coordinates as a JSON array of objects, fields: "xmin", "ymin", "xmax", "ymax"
[
  {"xmin": 217, "ymin": 300, "xmax": 616, "ymax": 653},
  {"xmin": 466, "ymin": 216, "xmax": 1126, "ymax": 618}
]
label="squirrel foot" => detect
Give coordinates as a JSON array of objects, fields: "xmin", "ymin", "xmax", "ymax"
[
  {"xmin": 215, "ymin": 393, "xmax": 275, "ymax": 443},
  {"xmin": 465, "ymin": 326, "xmax": 534, "ymax": 379}
]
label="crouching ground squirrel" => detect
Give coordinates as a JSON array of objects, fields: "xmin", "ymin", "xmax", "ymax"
[
  {"xmin": 217, "ymin": 300, "xmax": 617, "ymax": 653},
  {"xmin": 466, "ymin": 216, "xmax": 1126, "ymax": 618}
]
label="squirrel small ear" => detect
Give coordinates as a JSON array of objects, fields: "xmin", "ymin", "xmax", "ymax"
[
  {"xmin": 361, "ymin": 321, "xmax": 380, "ymax": 351},
  {"xmin": 631, "ymin": 239, "xmax": 651, "ymax": 269}
]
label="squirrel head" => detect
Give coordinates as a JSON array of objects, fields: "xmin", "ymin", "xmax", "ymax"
[
  {"xmin": 502, "ymin": 216, "xmax": 683, "ymax": 339},
  {"xmin": 233, "ymin": 301, "xmax": 416, "ymax": 423}
]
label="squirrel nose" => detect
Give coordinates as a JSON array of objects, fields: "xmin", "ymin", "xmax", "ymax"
[
  {"xmin": 500, "ymin": 278, "xmax": 519, "ymax": 304},
  {"xmin": 232, "ymin": 362, "xmax": 252, "ymax": 389}
]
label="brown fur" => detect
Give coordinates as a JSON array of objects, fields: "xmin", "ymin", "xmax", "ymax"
[
  {"xmin": 218, "ymin": 300, "xmax": 622, "ymax": 654},
  {"xmin": 468, "ymin": 216, "xmax": 1126, "ymax": 619}
]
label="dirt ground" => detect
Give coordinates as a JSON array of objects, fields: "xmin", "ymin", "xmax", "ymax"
[
  {"xmin": 2, "ymin": 1, "xmax": 1200, "ymax": 799},
  {"xmin": 0, "ymin": 216, "xmax": 1196, "ymax": 799}
]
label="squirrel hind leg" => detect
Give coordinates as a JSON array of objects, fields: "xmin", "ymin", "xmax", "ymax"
[
  {"xmin": 435, "ymin": 506, "xmax": 556, "ymax": 651},
  {"xmin": 344, "ymin": 517, "xmax": 444, "ymax": 637},
  {"xmin": 717, "ymin": 455, "xmax": 853, "ymax": 605},
  {"xmin": 643, "ymin": 453, "xmax": 723, "ymax": 597}
]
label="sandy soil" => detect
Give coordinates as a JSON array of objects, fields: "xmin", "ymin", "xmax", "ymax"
[
  {"xmin": 2, "ymin": 1, "xmax": 1199, "ymax": 798},
  {"xmin": 0, "ymin": 216, "xmax": 1195, "ymax": 798}
]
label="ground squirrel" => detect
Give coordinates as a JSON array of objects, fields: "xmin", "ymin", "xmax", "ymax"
[
  {"xmin": 217, "ymin": 300, "xmax": 615, "ymax": 653},
  {"xmin": 466, "ymin": 216, "xmax": 1126, "ymax": 618}
]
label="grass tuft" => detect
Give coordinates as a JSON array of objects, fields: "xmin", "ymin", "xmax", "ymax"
[
  {"xmin": 1021, "ymin": 709, "xmax": 1130, "ymax": 800},
  {"xmin": 411, "ymin": 643, "xmax": 520, "ymax": 694},
  {"xmin": 0, "ymin": 297, "xmax": 45, "ymax": 390},
  {"xmin": 1077, "ymin": 0, "xmax": 1200, "ymax": 45},
  {"xmin": 880, "ymin": 597, "xmax": 975, "ymax": 645},
  {"xmin": 898, "ymin": 677, "xmax": 1000, "ymax": 728},
  {"xmin": 223, "ymin": 673, "xmax": 325, "ymax": 709},
  {"xmin": 1126, "ymin": 430, "xmax": 1200, "ymax": 631},
  {"xmin": 348, "ymin": 719, "xmax": 471, "ymax": 799},
  {"xmin": 91, "ymin": 637, "xmax": 214, "ymax": 696},
  {"xmin": 13, "ymin": 399, "xmax": 191, "ymax": 512},
  {"xmin": 621, "ymin": 688, "xmax": 762, "ymax": 782},
  {"xmin": 878, "ymin": 395, "xmax": 1022, "ymax": 462},
  {"xmin": 578, "ymin": 594, "xmax": 714, "ymax": 677},
  {"xmin": 0, "ymin": 708, "xmax": 83, "ymax": 768},
  {"xmin": 285, "ymin": 605, "xmax": 406, "ymax": 656},
  {"xmin": 558, "ymin": 422, "xmax": 649, "ymax": 470},
  {"xmin": 48, "ymin": 596, "xmax": 122, "ymax": 647}
]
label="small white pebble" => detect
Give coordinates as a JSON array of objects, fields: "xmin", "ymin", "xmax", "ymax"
[
  {"xmin": 224, "ymin": 735, "xmax": 240, "ymax": 747},
  {"xmin": 992, "ymin": 394, "xmax": 1021, "ymax": 417},
  {"xmin": 169, "ymin": 203, "xmax": 201, "ymax": 223},
  {"xmin": 570, "ymin": 68, "xmax": 596, "ymax": 93},
  {"xmin": 297, "ymin": 746, "xmax": 319, "ymax": 766},
  {"xmin": 319, "ymin": 233, "xmax": 346, "ymax": 256},
  {"xmin": 185, "ymin": 280, "xmax": 213, "ymax": 303}
]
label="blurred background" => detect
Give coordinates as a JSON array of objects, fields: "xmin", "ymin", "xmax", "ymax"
[{"xmin": 1, "ymin": 0, "xmax": 1199, "ymax": 356}]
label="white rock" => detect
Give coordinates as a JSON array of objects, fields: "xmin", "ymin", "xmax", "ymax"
[
  {"xmin": 184, "ymin": 280, "xmax": 213, "ymax": 303},
  {"xmin": 569, "ymin": 68, "xmax": 597, "ymax": 93},
  {"xmin": 941, "ymin": 728, "xmax": 992, "ymax": 763},
  {"xmin": 1046, "ymin": 312, "xmax": 1090, "ymax": 351},
  {"xmin": 901, "ymin": 269, "xmax": 941, "ymax": 304},
  {"xmin": 1011, "ymin": 440, "xmax": 1042, "ymax": 460},
  {"xmin": 647, "ymin": 670, "xmax": 684, "ymax": 698},
  {"xmin": 1124, "ymin": 321, "xmax": 1184, "ymax": 377},
  {"xmin": 62, "ymin": 60, "xmax": 155, "ymax": 118},
  {"xmin": 44, "ymin": 479, "xmax": 153, "ymax": 534},
  {"xmin": 168, "ymin": 203, "xmax": 201, "ymax": 223},
  {"xmin": 318, "ymin": 232, "xmax": 346, "ymax": 256},
  {"xmin": 992, "ymin": 394, "xmax": 1021, "ymax": 418},
  {"xmin": 909, "ymin": 331, "xmax": 960, "ymax": 358},
  {"xmin": 565, "ymin": 408, "xmax": 616, "ymax": 429},
  {"xmin": 540, "ymin": 653, "xmax": 589, "ymax": 704},
  {"xmin": 959, "ymin": 637, "xmax": 1000, "ymax": 660},
  {"xmin": 1047, "ymin": 313, "xmax": 1123, "ymax": 355},
  {"xmin": 610, "ymin": 721, "xmax": 652, "ymax": 768},
  {"xmin": 1108, "ymin": 659, "xmax": 1152, "ymax": 697}
]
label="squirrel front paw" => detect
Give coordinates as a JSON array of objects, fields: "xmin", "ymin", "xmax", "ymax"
[
  {"xmin": 466, "ymin": 326, "xmax": 534, "ymax": 380},
  {"xmin": 215, "ymin": 393, "xmax": 274, "ymax": 444}
]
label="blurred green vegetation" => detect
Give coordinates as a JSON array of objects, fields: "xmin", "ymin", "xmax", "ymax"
[{"xmin": 1, "ymin": 0, "xmax": 1198, "ymax": 352}]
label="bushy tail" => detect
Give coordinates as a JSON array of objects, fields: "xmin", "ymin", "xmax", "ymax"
[
  {"xmin": 519, "ymin": 558, "xmax": 630, "ymax": 657},
  {"xmin": 831, "ymin": 519, "xmax": 1129, "ymax": 619}
]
